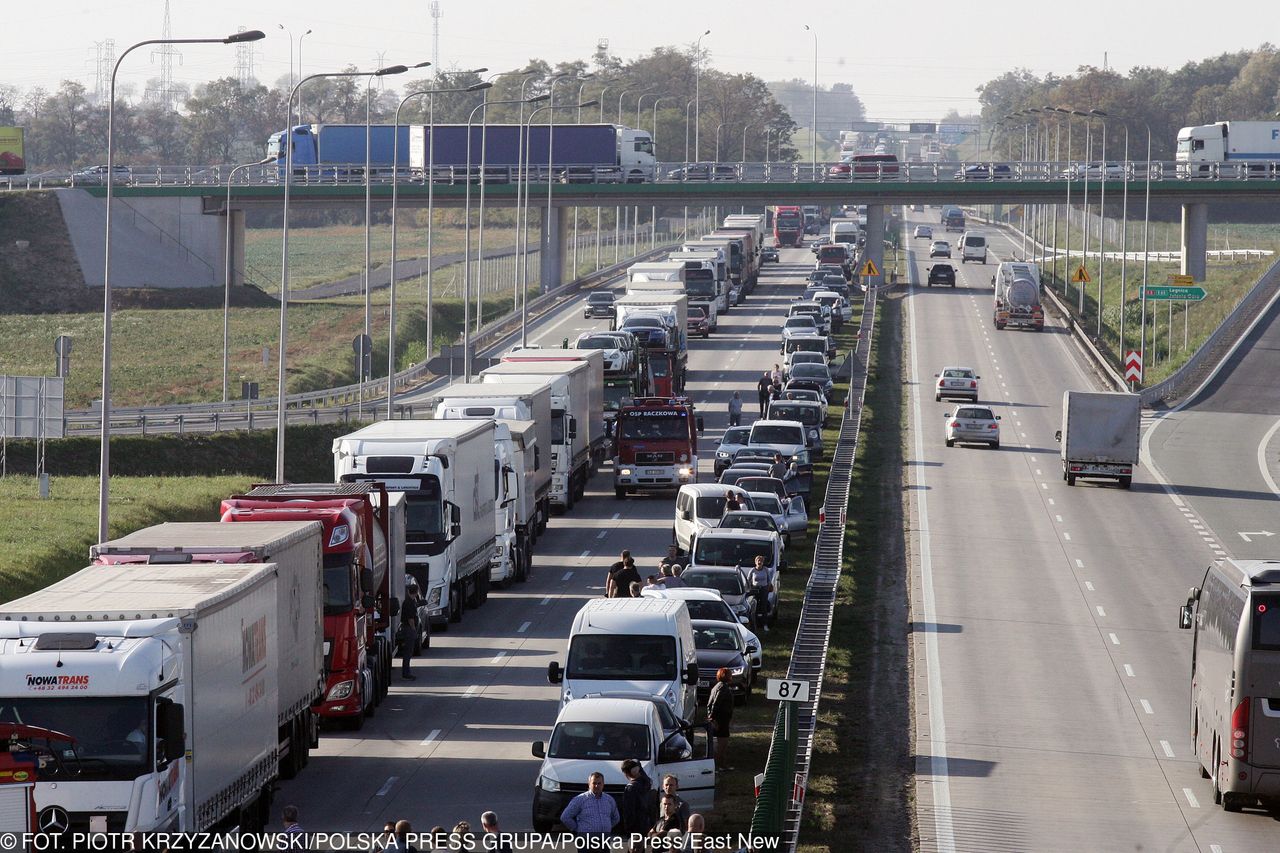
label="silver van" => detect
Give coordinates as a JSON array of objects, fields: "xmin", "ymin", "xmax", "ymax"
[{"xmin": 1180, "ymin": 560, "xmax": 1280, "ymax": 811}]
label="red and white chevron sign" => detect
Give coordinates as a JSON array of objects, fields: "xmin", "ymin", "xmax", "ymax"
[{"xmin": 1124, "ymin": 351, "xmax": 1142, "ymax": 383}]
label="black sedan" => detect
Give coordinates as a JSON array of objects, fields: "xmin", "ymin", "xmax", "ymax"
[
  {"xmin": 761, "ymin": 245, "xmax": 780, "ymax": 263},
  {"xmin": 691, "ymin": 619, "xmax": 754, "ymax": 703},
  {"xmin": 927, "ymin": 264, "xmax": 956, "ymax": 288},
  {"xmin": 584, "ymin": 291, "xmax": 616, "ymax": 318}
]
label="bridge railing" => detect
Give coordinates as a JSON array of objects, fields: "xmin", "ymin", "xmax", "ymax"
[{"xmin": 12, "ymin": 159, "xmax": 1280, "ymax": 191}]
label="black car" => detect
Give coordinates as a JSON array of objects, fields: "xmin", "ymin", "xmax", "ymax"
[
  {"xmin": 761, "ymin": 245, "xmax": 779, "ymax": 263},
  {"xmin": 927, "ymin": 264, "xmax": 956, "ymax": 288},
  {"xmin": 691, "ymin": 619, "xmax": 753, "ymax": 702},
  {"xmin": 584, "ymin": 291, "xmax": 616, "ymax": 318}
]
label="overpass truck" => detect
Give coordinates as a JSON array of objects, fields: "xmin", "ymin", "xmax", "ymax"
[
  {"xmin": 1055, "ymin": 391, "xmax": 1141, "ymax": 488},
  {"xmin": 89, "ymin": 521, "xmax": 324, "ymax": 781},
  {"xmin": 333, "ymin": 419, "xmax": 501, "ymax": 624},
  {"xmin": 483, "ymin": 353, "xmax": 606, "ymax": 511},
  {"xmin": 220, "ymin": 482, "xmax": 402, "ymax": 729},
  {"xmin": 0, "ymin": 561, "xmax": 286, "ymax": 832},
  {"xmin": 269, "ymin": 123, "xmax": 656, "ymax": 182},
  {"xmin": 1177, "ymin": 121, "xmax": 1280, "ymax": 170}
]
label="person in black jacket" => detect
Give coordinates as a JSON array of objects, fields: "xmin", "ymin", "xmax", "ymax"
[
  {"xmin": 707, "ymin": 667, "xmax": 735, "ymax": 771},
  {"xmin": 619, "ymin": 758, "xmax": 655, "ymax": 837},
  {"xmin": 756, "ymin": 372, "xmax": 772, "ymax": 415}
]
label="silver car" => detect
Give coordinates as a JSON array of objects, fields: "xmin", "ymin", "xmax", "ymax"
[
  {"xmin": 714, "ymin": 425, "xmax": 753, "ymax": 476},
  {"xmin": 746, "ymin": 491, "xmax": 805, "ymax": 538},
  {"xmin": 944, "ymin": 405, "xmax": 1001, "ymax": 449}
]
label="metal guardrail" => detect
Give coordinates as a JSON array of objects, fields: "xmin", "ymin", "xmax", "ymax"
[
  {"xmin": 751, "ymin": 283, "xmax": 879, "ymax": 850},
  {"xmin": 62, "ymin": 238, "xmax": 685, "ymax": 435},
  {"xmin": 12, "ymin": 159, "xmax": 1280, "ymax": 191}
]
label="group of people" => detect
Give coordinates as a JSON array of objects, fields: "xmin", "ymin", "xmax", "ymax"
[
  {"xmin": 560, "ymin": 768, "xmax": 709, "ymax": 846},
  {"xmin": 281, "ymin": 805, "xmax": 513, "ymax": 851},
  {"xmin": 756, "ymin": 364, "xmax": 815, "ymax": 416},
  {"xmin": 605, "ymin": 548, "xmax": 689, "ymax": 598}
]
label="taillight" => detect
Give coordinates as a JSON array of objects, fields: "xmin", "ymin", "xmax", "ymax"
[
  {"xmin": 970, "ymin": 381, "xmax": 977, "ymax": 388},
  {"xmin": 988, "ymin": 424, "xmax": 998, "ymax": 430},
  {"xmin": 950, "ymin": 421, "xmax": 960, "ymax": 428},
  {"xmin": 1231, "ymin": 698, "xmax": 1250, "ymax": 759}
]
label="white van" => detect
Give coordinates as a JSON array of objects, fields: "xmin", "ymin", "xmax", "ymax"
[
  {"xmin": 1180, "ymin": 560, "xmax": 1280, "ymax": 812},
  {"xmin": 674, "ymin": 483, "xmax": 752, "ymax": 554},
  {"xmin": 547, "ymin": 598, "xmax": 700, "ymax": 719},
  {"xmin": 961, "ymin": 231, "xmax": 988, "ymax": 264},
  {"xmin": 530, "ymin": 697, "xmax": 716, "ymax": 830}
]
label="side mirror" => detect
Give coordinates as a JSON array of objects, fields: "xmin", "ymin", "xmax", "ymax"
[
  {"xmin": 696, "ymin": 416, "xmax": 705, "ymax": 435},
  {"xmin": 746, "ymin": 643, "xmax": 758, "ymax": 654},
  {"xmin": 532, "ymin": 741, "xmax": 546, "ymax": 759},
  {"xmin": 547, "ymin": 661, "xmax": 563, "ymax": 685},
  {"xmin": 996, "ymin": 416, "xmax": 1002, "ymax": 420},
  {"xmin": 1178, "ymin": 605, "xmax": 1193, "ymax": 630},
  {"xmin": 451, "ymin": 504, "xmax": 462, "ymax": 525},
  {"xmin": 682, "ymin": 662, "xmax": 699, "ymax": 686},
  {"xmin": 360, "ymin": 567, "xmax": 375, "ymax": 593},
  {"xmin": 1054, "ymin": 430, "xmax": 1062, "ymax": 442},
  {"xmin": 156, "ymin": 699, "xmax": 185, "ymax": 763},
  {"xmin": 450, "ymin": 522, "xmax": 462, "ymax": 539},
  {"xmin": 943, "ymin": 412, "xmax": 952, "ymax": 418},
  {"xmin": 568, "ymin": 417, "xmax": 578, "ymax": 440}
]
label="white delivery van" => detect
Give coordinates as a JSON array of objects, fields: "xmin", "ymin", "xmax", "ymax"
[
  {"xmin": 547, "ymin": 598, "xmax": 700, "ymax": 720},
  {"xmin": 961, "ymin": 231, "xmax": 988, "ymax": 264},
  {"xmin": 674, "ymin": 483, "xmax": 753, "ymax": 554}
]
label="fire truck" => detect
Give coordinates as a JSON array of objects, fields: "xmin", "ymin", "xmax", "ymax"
[{"xmin": 612, "ymin": 396, "xmax": 704, "ymax": 499}]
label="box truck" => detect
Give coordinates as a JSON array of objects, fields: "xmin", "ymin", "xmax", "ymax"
[{"xmin": 1055, "ymin": 391, "xmax": 1141, "ymax": 488}]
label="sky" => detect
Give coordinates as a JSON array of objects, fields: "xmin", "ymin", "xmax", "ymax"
[{"xmin": 6, "ymin": 0, "xmax": 1272, "ymax": 125}]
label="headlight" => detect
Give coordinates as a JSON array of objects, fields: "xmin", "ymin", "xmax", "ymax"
[
  {"xmin": 731, "ymin": 665, "xmax": 746, "ymax": 676},
  {"xmin": 327, "ymin": 525, "xmax": 351, "ymax": 548},
  {"xmin": 678, "ymin": 453, "xmax": 688, "ymax": 462},
  {"xmin": 678, "ymin": 467, "xmax": 693, "ymax": 477},
  {"xmin": 326, "ymin": 680, "xmax": 355, "ymax": 701},
  {"xmin": 716, "ymin": 451, "xmax": 730, "ymax": 459},
  {"xmin": 808, "ymin": 429, "xmax": 818, "ymax": 439},
  {"xmin": 427, "ymin": 587, "xmax": 442, "ymax": 608},
  {"xmin": 732, "ymin": 603, "xmax": 748, "ymax": 614},
  {"xmin": 620, "ymin": 468, "xmax": 632, "ymax": 476},
  {"xmin": 540, "ymin": 775, "xmax": 561, "ymax": 793}
]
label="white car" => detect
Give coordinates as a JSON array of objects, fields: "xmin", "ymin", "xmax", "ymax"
[
  {"xmin": 780, "ymin": 316, "xmax": 820, "ymax": 351},
  {"xmin": 944, "ymin": 404, "xmax": 1001, "ymax": 449},
  {"xmin": 744, "ymin": 491, "xmax": 805, "ymax": 538},
  {"xmin": 575, "ymin": 331, "xmax": 632, "ymax": 374},
  {"xmin": 914, "ymin": 225, "xmax": 933, "ymax": 239},
  {"xmin": 642, "ymin": 587, "xmax": 763, "ymax": 671},
  {"xmin": 783, "ymin": 350, "xmax": 828, "ymax": 379},
  {"xmin": 935, "ymin": 366, "xmax": 979, "ymax": 402}
]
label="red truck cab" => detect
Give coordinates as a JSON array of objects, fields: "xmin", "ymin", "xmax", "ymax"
[
  {"xmin": 220, "ymin": 483, "xmax": 393, "ymax": 730},
  {"xmin": 612, "ymin": 396, "xmax": 704, "ymax": 499},
  {"xmin": 774, "ymin": 206, "xmax": 805, "ymax": 247}
]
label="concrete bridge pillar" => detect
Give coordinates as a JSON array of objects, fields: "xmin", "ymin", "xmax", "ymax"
[
  {"xmin": 223, "ymin": 208, "xmax": 246, "ymax": 287},
  {"xmin": 1181, "ymin": 202, "xmax": 1208, "ymax": 282},
  {"xmin": 539, "ymin": 205, "xmax": 569, "ymax": 292},
  {"xmin": 864, "ymin": 204, "xmax": 885, "ymax": 288}
]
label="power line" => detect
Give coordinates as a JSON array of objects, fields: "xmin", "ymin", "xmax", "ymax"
[
  {"xmin": 430, "ymin": 1, "xmax": 442, "ymax": 72},
  {"xmin": 149, "ymin": 0, "xmax": 183, "ymax": 110},
  {"xmin": 234, "ymin": 26, "xmax": 255, "ymax": 87}
]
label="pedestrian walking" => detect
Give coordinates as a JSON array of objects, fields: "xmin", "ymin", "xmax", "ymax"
[
  {"xmin": 560, "ymin": 771, "xmax": 620, "ymax": 834},
  {"xmin": 660, "ymin": 775, "xmax": 691, "ymax": 828},
  {"xmin": 619, "ymin": 758, "xmax": 655, "ymax": 837},
  {"xmin": 727, "ymin": 392, "xmax": 743, "ymax": 427},
  {"xmin": 756, "ymin": 372, "xmax": 771, "ymax": 415},
  {"xmin": 707, "ymin": 668, "xmax": 735, "ymax": 771},
  {"xmin": 611, "ymin": 558, "xmax": 641, "ymax": 598},
  {"xmin": 770, "ymin": 364, "xmax": 783, "ymax": 387},
  {"xmin": 605, "ymin": 550, "xmax": 632, "ymax": 597},
  {"xmin": 769, "ymin": 453, "xmax": 787, "ymax": 482},
  {"xmin": 749, "ymin": 555, "xmax": 773, "ymax": 631},
  {"xmin": 399, "ymin": 582, "xmax": 420, "ymax": 679}
]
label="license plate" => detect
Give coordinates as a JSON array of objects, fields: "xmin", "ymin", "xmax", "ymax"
[
  {"xmin": 646, "ymin": 469, "xmax": 664, "ymax": 475},
  {"xmin": 949, "ymin": 381, "xmax": 965, "ymax": 387},
  {"xmin": 698, "ymin": 679, "xmax": 709, "ymax": 688}
]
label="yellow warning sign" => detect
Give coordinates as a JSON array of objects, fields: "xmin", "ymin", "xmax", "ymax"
[
  {"xmin": 859, "ymin": 258, "xmax": 880, "ymax": 277},
  {"xmin": 1072, "ymin": 265, "xmax": 1092, "ymax": 284}
]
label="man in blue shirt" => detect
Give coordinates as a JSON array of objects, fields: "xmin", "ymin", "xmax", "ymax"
[{"xmin": 559, "ymin": 772, "xmax": 620, "ymax": 834}]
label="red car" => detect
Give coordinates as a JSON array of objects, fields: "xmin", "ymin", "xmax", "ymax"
[{"xmin": 687, "ymin": 307, "xmax": 711, "ymax": 338}]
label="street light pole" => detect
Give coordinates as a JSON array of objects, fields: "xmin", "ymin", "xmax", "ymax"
[
  {"xmin": 277, "ymin": 64, "xmax": 405, "ymax": 476},
  {"xmin": 694, "ymin": 29, "xmax": 710, "ymax": 161},
  {"xmin": 1072, "ymin": 110, "xmax": 1092, "ymax": 317},
  {"xmin": 100, "ymin": 29, "xmax": 263, "ymax": 542},
  {"xmin": 715, "ymin": 123, "xmax": 723, "ymax": 162},
  {"xmin": 1092, "ymin": 109, "xmax": 1108, "ymax": 337},
  {"xmin": 296, "ymin": 29, "xmax": 313, "ymax": 119},
  {"xmin": 804, "ymin": 25, "xmax": 817, "ymax": 177}
]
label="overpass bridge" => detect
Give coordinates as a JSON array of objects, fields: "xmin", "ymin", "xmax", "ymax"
[{"xmin": 11, "ymin": 159, "xmax": 1279, "ymax": 292}]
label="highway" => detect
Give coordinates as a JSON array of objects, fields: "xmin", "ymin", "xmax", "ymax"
[
  {"xmin": 906, "ymin": 213, "xmax": 1280, "ymax": 852},
  {"xmin": 274, "ymin": 238, "xmax": 807, "ymax": 832}
]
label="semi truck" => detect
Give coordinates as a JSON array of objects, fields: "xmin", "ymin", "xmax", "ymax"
[
  {"xmin": 773, "ymin": 206, "xmax": 805, "ymax": 247},
  {"xmin": 483, "ymin": 354, "xmax": 606, "ymax": 511},
  {"xmin": 0, "ymin": 562, "xmax": 286, "ymax": 832},
  {"xmin": 687, "ymin": 235, "xmax": 750, "ymax": 294},
  {"xmin": 220, "ymin": 482, "xmax": 401, "ymax": 728},
  {"xmin": 432, "ymin": 379, "xmax": 554, "ymax": 537},
  {"xmin": 711, "ymin": 226, "xmax": 759, "ymax": 289},
  {"xmin": 1177, "ymin": 121, "xmax": 1280, "ymax": 169},
  {"xmin": 614, "ymin": 292, "xmax": 689, "ymax": 395},
  {"xmin": 674, "ymin": 245, "xmax": 730, "ymax": 306},
  {"xmin": 1055, "ymin": 391, "xmax": 1141, "ymax": 488},
  {"xmin": 333, "ymin": 419, "xmax": 500, "ymax": 626},
  {"xmin": 666, "ymin": 254, "xmax": 726, "ymax": 321},
  {"xmin": 268, "ymin": 123, "xmax": 656, "ymax": 183},
  {"xmin": 992, "ymin": 261, "xmax": 1044, "ymax": 331},
  {"xmin": 613, "ymin": 396, "xmax": 704, "ymax": 498},
  {"xmin": 90, "ymin": 521, "xmax": 325, "ymax": 781}
]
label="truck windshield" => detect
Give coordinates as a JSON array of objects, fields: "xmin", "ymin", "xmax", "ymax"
[
  {"xmin": 685, "ymin": 272, "xmax": 715, "ymax": 297},
  {"xmin": 404, "ymin": 477, "xmax": 444, "ymax": 542},
  {"xmin": 604, "ymin": 385, "xmax": 630, "ymax": 411},
  {"xmin": 691, "ymin": 540, "xmax": 774, "ymax": 570},
  {"xmin": 777, "ymin": 213, "xmax": 803, "ymax": 227},
  {"xmin": 619, "ymin": 413, "xmax": 687, "ymax": 440},
  {"xmin": 548, "ymin": 721, "xmax": 652, "ymax": 761},
  {"xmin": 323, "ymin": 553, "xmax": 355, "ymax": 614},
  {"xmin": 0, "ymin": 697, "xmax": 150, "ymax": 781},
  {"xmin": 550, "ymin": 410, "xmax": 566, "ymax": 444},
  {"xmin": 567, "ymin": 635, "xmax": 677, "ymax": 680}
]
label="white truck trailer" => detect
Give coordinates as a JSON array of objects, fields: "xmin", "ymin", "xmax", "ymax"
[
  {"xmin": 333, "ymin": 418, "xmax": 498, "ymax": 628},
  {"xmin": 90, "ymin": 521, "xmax": 324, "ymax": 781},
  {"xmin": 1177, "ymin": 121, "xmax": 1280, "ymax": 168},
  {"xmin": 0, "ymin": 562, "xmax": 284, "ymax": 832},
  {"xmin": 1055, "ymin": 391, "xmax": 1141, "ymax": 488}
]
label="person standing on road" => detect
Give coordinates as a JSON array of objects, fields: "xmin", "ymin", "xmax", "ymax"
[
  {"xmin": 749, "ymin": 555, "xmax": 773, "ymax": 631},
  {"xmin": 619, "ymin": 758, "xmax": 655, "ymax": 837},
  {"xmin": 769, "ymin": 453, "xmax": 788, "ymax": 482},
  {"xmin": 386, "ymin": 820, "xmax": 416, "ymax": 851},
  {"xmin": 650, "ymin": 794, "xmax": 685, "ymax": 837},
  {"xmin": 606, "ymin": 550, "xmax": 633, "ymax": 598},
  {"xmin": 399, "ymin": 582, "xmax": 420, "ymax": 680},
  {"xmin": 612, "ymin": 558, "xmax": 642, "ymax": 599},
  {"xmin": 560, "ymin": 771, "xmax": 620, "ymax": 835},
  {"xmin": 281, "ymin": 805, "xmax": 303, "ymax": 835},
  {"xmin": 727, "ymin": 392, "xmax": 743, "ymax": 427},
  {"xmin": 660, "ymin": 775, "xmax": 691, "ymax": 828},
  {"xmin": 660, "ymin": 564, "xmax": 686, "ymax": 588},
  {"xmin": 706, "ymin": 668, "xmax": 735, "ymax": 771},
  {"xmin": 770, "ymin": 364, "xmax": 783, "ymax": 387},
  {"xmin": 659, "ymin": 545, "xmax": 680, "ymax": 573},
  {"xmin": 756, "ymin": 372, "xmax": 772, "ymax": 415},
  {"xmin": 480, "ymin": 812, "xmax": 511, "ymax": 853}
]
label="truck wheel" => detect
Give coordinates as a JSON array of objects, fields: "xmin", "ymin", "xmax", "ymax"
[
  {"xmin": 466, "ymin": 576, "xmax": 481, "ymax": 609},
  {"xmin": 450, "ymin": 585, "xmax": 464, "ymax": 622},
  {"xmin": 1066, "ymin": 474, "xmax": 1076, "ymax": 486},
  {"xmin": 945, "ymin": 439, "xmax": 954, "ymax": 448},
  {"xmin": 280, "ymin": 717, "xmax": 301, "ymax": 779},
  {"xmin": 1119, "ymin": 476, "xmax": 1132, "ymax": 489},
  {"xmin": 480, "ymin": 573, "xmax": 490, "ymax": 605}
]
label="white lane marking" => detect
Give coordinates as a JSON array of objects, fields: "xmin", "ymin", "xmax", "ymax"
[
  {"xmin": 1017, "ymin": 421, "xmax": 1023, "ymax": 427},
  {"xmin": 420, "ymin": 728, "xmax": 442, "ymax": 747},
  {"xmin": 562, "ymin": 571, "xmax": 574, "ymax": 581},
  {"xmin": 1140, "ymin": 699, "xmax": 1154, "ymax": 715},
  {"xmin": 1041, "ymin": 483, "xmax": 1048, "ymax": 490},
  {"xmin": 540, "ymin": 595, "xmax": 552, "ymax": 606},
  {"xmin": 1036, "ymin": 469, "xmax": 1043, "ymax": 476},
  {"xmin": 1047, "ymin": 498, "xmax": 1055, "ymax": 506},
  {"xmin": 611, "ymin": 512, "xmax": 621, "ymax": 520},
  {"xmin": 1085, "ymin": 581, "xmax": 1095, "ymax": 591},
  {"xmin": 1257, "ymin": 417, "xmax": 1280, "ymax": 498},
  {"xmin": 1161, "ymin": 740, "xmax": 1175, "ymax": 758},
  {"xmin": 1076, "ymin": 559, "xmax": 1085, "ymax": 568},
  {"xmin": 907, "ymin": 260, "xmax": 957, "ymax": 852},
  {"xmin": 1096, "ymin": 606, "xmax": 1106, "ymax": 617},
  {"xmin": 1055, "ymin": 515, "xmax": 1063, "ymax": 523},
  {"xmin": 596, "ymin": 530, "xmax": 608, "ymax": 539},
  {"xmin": 491, "ymin": 652, "xmax": 508, "ymax": 664},
  {"xmin": 1210, "ymin": 845, "xmax": 1223, "ymax": 853},
  {"xmin": 463, "ymin": 685, "xmax": 478, "ymax": 698},
  {"xmin": 1109, "ymin": 633, "xmax": 1120, "ymax": 645},
  {"xmin": 1191, "ymin": 523, "xmax": 1205, "ymax": 530},
  {"xmin": 1123, "ymin": 664, "xmax": 1134, "ymax": 677},
  {"xmin": 518, "ymin": 621, "xmax": 531, "ymax": 633},
  {"xmin": 1183, "ymin": 788, "xmax": 1200, "ymax": 809},
  {"xmin": 1063, "ymin": 531, "xmax": 1072, "ymax": 541},
  {"xmin": 577, "ymin": 551, "xmax": 590, "ymax": 561},
  {"xmin": 376, "ymin": 776, "xmax": 399, "ymax": 797}
]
